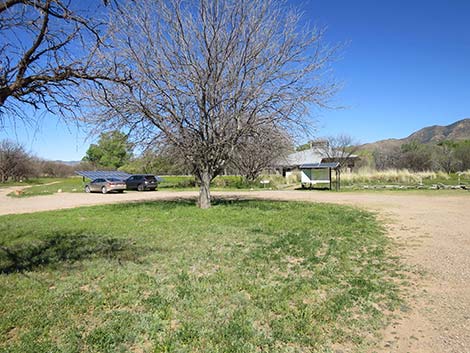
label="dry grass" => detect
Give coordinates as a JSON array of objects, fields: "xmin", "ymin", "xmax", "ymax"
[
  {"xmin": 341, "ymin": 168, "xmax": 452, "ymax": 185},
  {"xmin": 457, "ymin": 170, "xmax": 470, "ymax": 178}
]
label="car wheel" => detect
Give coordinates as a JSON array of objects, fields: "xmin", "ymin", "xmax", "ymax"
[
  {"xmin": 118, "ymin": 190, "xmax": 124, "ymax": 193},
  {"xmin": 85, "ymin": 186, "xmax": 91, "ymax": 193},
  {"xmin": 101, "ymin": 186, "xmax": 107, "ymax": 194},
  {"xmin": 137, "ymin": 184, "xmax": 145, "ymax": 191}
]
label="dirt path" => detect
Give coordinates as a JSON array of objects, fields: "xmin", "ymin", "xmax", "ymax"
[{"xmin": 0, "ymin": 189, "xmax": 469, "ymax": 352}]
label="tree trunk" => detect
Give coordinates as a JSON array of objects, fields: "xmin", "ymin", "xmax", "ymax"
[{"xmin": 197, "ymin": 170, "xmax": 212, "ymax": 209}]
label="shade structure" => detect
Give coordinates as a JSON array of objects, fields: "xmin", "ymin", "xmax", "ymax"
[
  {"xmin": 299, "ymin": 162, "xmax": 340, "ymax": 169},
  {"xmin": 299, "ymin": 162, "xmax": 341, "ymax": 190},
  {"xmin": 75, "ymin": 170, "xmax": 131, "ymax": 180}
]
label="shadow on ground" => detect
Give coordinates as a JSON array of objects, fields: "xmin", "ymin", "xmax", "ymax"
[
  {"xmin": 104, "ymin": 197, "xmax": 292, "ymax": 211},
  {"xmin": 0, "ymin": 232, "xmax": 144, "ymax": 274}
]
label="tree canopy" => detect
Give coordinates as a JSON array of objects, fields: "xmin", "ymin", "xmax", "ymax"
[{"xmin": 82, "ymin": 131, "xmax": 133, "ymax": 170}]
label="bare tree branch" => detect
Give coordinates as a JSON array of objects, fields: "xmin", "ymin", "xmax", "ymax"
[
  {"xmin": 314, "ymin": 135, "xmax": 360, "ymax": 170},
  {"xmin": 230, "ymin": 125, "xmax": 292, "ymax": 181},
  {"xmin": 0, "ymin": 0, "xmax": 126, "ymax": 125}
]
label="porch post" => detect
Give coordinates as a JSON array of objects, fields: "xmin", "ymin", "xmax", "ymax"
[{"xmin": 329, "ymin": 167, "xmax": 332, "ymax": 190}]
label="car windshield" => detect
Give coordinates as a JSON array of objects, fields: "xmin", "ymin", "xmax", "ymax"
[
  {"xmin": 107, "ymin": 178, "xmax": 122, "ymax": 182},
  {"xmin": 144, "ymin": 176, "xmax": 156, "ymax": 181}
]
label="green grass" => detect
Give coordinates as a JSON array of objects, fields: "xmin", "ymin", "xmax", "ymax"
[
  {"xmin": 0, "ymin": 178, "xmax": 66, "ymax": 189},
  {"xmin": 7, "ymin": 177, "xmax": 85, "ymax": 197},
  {"xmin": 0, "ymin": 200, "xmax": 403, "ymax": 352}
]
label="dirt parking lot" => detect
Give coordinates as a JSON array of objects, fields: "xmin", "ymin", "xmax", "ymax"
[{"xmin": 1, "ymin": 187, "xmax": 469, "ymax": 352}]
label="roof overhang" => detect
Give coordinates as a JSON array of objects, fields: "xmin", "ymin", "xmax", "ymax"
[
  {"xmin": 75, "ymin": 170, "xmax": 132, "ymax": 180},
  {"xmin": 299, "ymin": 162, "xmax": 340, "ymax": 169}
]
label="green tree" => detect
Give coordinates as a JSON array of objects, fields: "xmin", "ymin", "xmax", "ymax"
[
  {"xmin": 398, "ymin": 141, "xmax": 433, "ymax": 171},
  {"xmin": 83, "ymin": 131, "xmax": 133, "ymax": 169},
  {"xmin": 454, "ymin": 140, "xmax": 470, "ymax": 171}
]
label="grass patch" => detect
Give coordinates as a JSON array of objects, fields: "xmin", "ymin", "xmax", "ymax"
[
  {"xmin": 0, "ymin": 178, "xmax": 66, "ymax": 189},
  {"xmin": 7, "ymin": 177, "xmax": 85, "ymax": 197},
  {"xmin": 0, "ymin": 200, "xmax": 402, "ymax": 352}
]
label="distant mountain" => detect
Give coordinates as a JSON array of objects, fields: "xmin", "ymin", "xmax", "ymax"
[
  {"xmin": 360, "ymin": 118, "xmax": 470, "ymax": 150},
  {"xmin": 54, "ymin": 160, "xmax": 81, "ymax": 166}
]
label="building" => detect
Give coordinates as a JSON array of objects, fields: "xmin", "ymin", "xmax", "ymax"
[{"xmin": 277, "ymin": 144, "xmax": 359, "ymax": 178}]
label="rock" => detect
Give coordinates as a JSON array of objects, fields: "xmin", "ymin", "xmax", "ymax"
[{"xmin": 57, "ymin": 189, "xmax": 62, "ymax": 193}]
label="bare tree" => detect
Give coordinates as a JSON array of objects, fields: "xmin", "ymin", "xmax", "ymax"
[
  {"xmin": 315, "ymin": 134, "xmax": 360, "ymax": 170},
  {"xmin": 0, "ymin": 0, "xmax": 122, "ymax": 125},
  {"xmin": 396, "ymin": 141, "xmax": 433, "ymax": 172},
  {"xmin": 0, "ymin": 140, "xmax": 36, "ymax": 182},
  {"xmin": 85, "ymin": 0, "xmax": 338, "ymax": 208},
  {"xmin": 433, "ymin": 143, "xmax": 458, "ymax": 173},
  {"xmin": 230, "ymin": 125, "xmax": 291, "ymax": 181},
  {"xmin": 454, "ymin": 141, "xmax": 470, "ymax": 171},
  {"xmin": 37, "ymin": 159, "xmax": 74, "ymax": 177},
  {"xmin": 373, "ymin": 146, "xmax": 400, "ymax": 170}
]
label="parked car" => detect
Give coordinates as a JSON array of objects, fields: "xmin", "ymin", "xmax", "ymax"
[
  {"xmin": 84, "ymin": 178, "xmax": 126, "ymax": 194},
  {"xmin": 125, "ymin": 174, "xmax": 158, "ymax": 191}
]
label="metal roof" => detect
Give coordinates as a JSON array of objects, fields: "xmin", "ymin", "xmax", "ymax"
[
  {"xmin": 75, "ymin": 170, "xmax": 132, "ymax": 180},
  {"xmin": 299, "ymin": 162, "xmax": 340, "ymax": 169},
  {"xmin": 278, "ymin": 147, "xmax": 359, "ymax": 167},
  {"xmin": 278, "ymin": 148, "xmax": 324, "ymax": 167}
]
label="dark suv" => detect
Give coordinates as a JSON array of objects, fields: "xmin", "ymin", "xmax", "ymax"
[{"xmin": 126, "ymin": 175, "xmax": 158, "ymax": 191}]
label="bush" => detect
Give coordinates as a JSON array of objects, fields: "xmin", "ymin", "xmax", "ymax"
[
  {"xmin": 159, "ymin": 174, "xmax": 287, "ymax": 189},
  {"xmin": 159, "ymin": 176, "xmax": 196, "ymax": 188},
  {"xmin": 254, "ymin": 174, "xmax": 287, "ymax": 188},
  {"xmin": 286, "ymin": 171, "xmax": 300, "ymax": 184},
  {"xmin": 212, "ymin": 176, "xmax": 245, "ymax": 188}
]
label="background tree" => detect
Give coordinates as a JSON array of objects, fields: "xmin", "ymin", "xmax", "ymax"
[
  {"xmin": 372, "ymin": 146, "xmax": 400, "ymax": 170},
  {"xmin": 85, "ymin": 0, "xmax": 338, "ymax": 208},
  {"xmin": 0, "ymin": 140, "xmax": 36, "ymax": 182},
  {"xmin": 314, "ymin": 134, "xmax": 360, "ymax": 170},
  {"xmin": 433, "ymin": 141, "xmax": 458, "ymax": 173},
  {"xmin": 82, "ymin": 131, "xmax": 133, "ymax": 169},
  {"xmin": 372, "ymin": 140, "xmax": 470, "ymax": 172},
  {"xmin": 120, "ymin": 147, "xmax": 189, "ymax": 175},
  {"xmin": 230, "ymin": 126, "xmax": 291, "ymax": 181},
  {"xmin": 36, "ymin": 160, "xmax": 74, "ymax": 177},
  {"xmin": 454, "ymin": 140, "xmax": 470, "ymax": 171},
  {"xmin": 0, "ymin": 0, "xmax": 122, "ymax": 126},
  {"xmin": 396, "ymin": 141, "xmax": 433, "ymax": 171}
]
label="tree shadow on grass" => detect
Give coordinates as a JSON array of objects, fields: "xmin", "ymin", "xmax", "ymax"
[
  {"xmin": 108, "ymin": 198, "xmax": 292, "ymax": 211},
  {"xmin": 106, "ymin": 198, "xmax": 196, "ymax": 211},
  {"xmin": 0, "ymin": 232, "xmax": 147, "ymax": 274},
  {"xmin": 105, "ymin": 198, "xmax": 291, "ymax": 212}
]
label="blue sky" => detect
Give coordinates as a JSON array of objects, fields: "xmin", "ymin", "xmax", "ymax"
[{"xmin": 1, "ymin": 0, "xmax": 470, "ymax": 160}]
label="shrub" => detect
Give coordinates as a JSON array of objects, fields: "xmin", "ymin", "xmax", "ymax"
[{"xmin": 286, "ymin": 171, "xmax": 300, "ymax": 184}]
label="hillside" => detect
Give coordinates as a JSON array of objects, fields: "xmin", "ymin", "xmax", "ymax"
[{"xmin": 360, "ymin": 118, "xmax": 470, "ymax": 150}]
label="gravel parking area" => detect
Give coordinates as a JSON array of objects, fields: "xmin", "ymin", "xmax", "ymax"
[{"xmin": 1, "ymin": 187, "xmax": 469, "ymax": 352}]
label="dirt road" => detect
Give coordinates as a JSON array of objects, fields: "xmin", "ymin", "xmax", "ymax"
[{"xmin": 1, "ymin": 187, "xmax": 469, "ymax": 352}]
